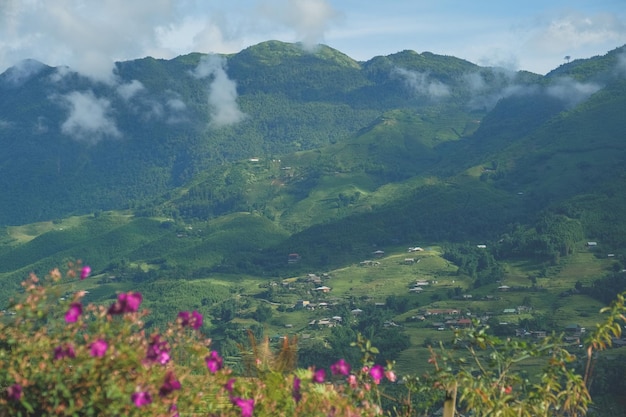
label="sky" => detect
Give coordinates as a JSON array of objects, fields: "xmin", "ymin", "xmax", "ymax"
[{"xmin": 1, "ymin": 0, "xmax": 625, "ymax": 82}]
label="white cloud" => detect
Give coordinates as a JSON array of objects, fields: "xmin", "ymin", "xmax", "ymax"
[
  {"xmin": 1, "ymin": 58, "xmax": 46, "ymax": 87},
  {"xmin": 529, "ymin": 12, "xmax": 625, "ymax": 53},
  {"xmin": 545, "ymin": 77, "xmax": 602, "ymax": 108},
  {"xmin": 116, "ymin": 80, "xmax": 145, "ymax": 100},
  {"xmin": 0, "ymin": 0, "xmax": 182, "ymax": 82},
  {"xmin": 58, "ymin": 90, "xmax": 121, "ymax": 143},
  {"xmin": 0, "ymin": 1, "xmax": 624, "ymax": 79},
  {"xmin": 193, "ymin": 55, "xmax": 246, "ymax": 128},
  {"xmin": 257, "ymin": 0, "xmax": 341, "ymax": 50},
  {"xmin": 393, "ymin": 68, "xmax": 450, "ymax": 99}
]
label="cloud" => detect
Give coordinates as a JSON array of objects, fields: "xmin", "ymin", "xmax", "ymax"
[
  {"xmin": 545, "ymin": 77, "xmax": 602, "ymax": 108},
  {"xmin": 0, "ymin": 0, "xmax": 182, "ymax": 83},
  {"xmin": 257, "ymin": 0, "xmax": 341, "ymax": 50},
  {"xmin": 193, "ymin": 55, "xmax": 246, "ymax": 128},
  {"xmin": 0, "ymin": 0, "xmax": 341, "ymax": 80},
  {"xmin": 1, "ymin": 58, "xmax": 46, "ymax": 87},
  {"xmin": 529, "ymin": 12, "xmax": 625, "ymax": 53},
  {"xmin": 116, "ymin": 80, "xmax": 145, "ymax": 100},
  {"xmin": 461, "ymin": 69, "xmax": 535, "ymax": 110},
  {"xmin": 58, "ymin": 90, "xmax": 121, "ymax": 143},
  {"xmin": 393, "ymin": 68, "xmax": 450, "ymax": 99}
]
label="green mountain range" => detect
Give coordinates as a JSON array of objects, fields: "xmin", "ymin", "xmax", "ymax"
[{"xmin": 2, "ymin": 42, "xmax": 626, "ymax": 408}]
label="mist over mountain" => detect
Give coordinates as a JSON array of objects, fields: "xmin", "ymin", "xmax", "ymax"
[{"xmin": 1, "ymin": 41, "xmax": 625, "ymax": 254}]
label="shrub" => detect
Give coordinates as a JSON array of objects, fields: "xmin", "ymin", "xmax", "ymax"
[{"xmin": 0, "ymin": 263, "xmax": 392, "ymax": 417}]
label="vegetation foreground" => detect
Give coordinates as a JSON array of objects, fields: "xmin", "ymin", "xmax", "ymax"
[{"xmin": 1, "ymin": 262, "xmax": 625, "ymax": 416}]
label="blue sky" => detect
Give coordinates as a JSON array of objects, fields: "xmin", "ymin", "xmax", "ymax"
[{"xmin": 1, "ymin": 0, "xmax": 625, "ymax": 81}]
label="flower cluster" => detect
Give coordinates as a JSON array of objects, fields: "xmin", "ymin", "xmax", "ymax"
[{"xmin": 0, "ymin": 264, "xmax": 392, "ymax": 417}]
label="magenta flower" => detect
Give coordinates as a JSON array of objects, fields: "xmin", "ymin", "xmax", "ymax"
[
  {"xmin": 89, "ymin": 339, "xmax": 108, "ymax": 358},
  {"xmin": 80, "ymin": 265, "xmax": 91, "ymax": 280},
  {"xmin": 292, "ymin": 376, "xmax": 302, "ymax": 403},
  {"xmin": 369, "ymin": 364, "xmax": 384, "ymax": 384},
  {"xmin": 178, "ymin": 310, "xmax": 203, "ymax": 330},
  {"xmin": 169, "ymin": 404, "xmax": 179, "ymax": 417},
  {"xmin": 131, "ymin": 391, "xmax": 152, "ymax": 407},
  {"xmin": 108, "ymin": 291, "xmax": 142, "ymax": 315},
  {"xmin": 6, "ymin": 384, "xmax": 22, "ymax": 401},
  {"xmin": 224, "ymin": 378, "xmax": 236, "ymax": 393},
  {"xmin": 159, "ymin": 371, "xmax": 181, "ymax": 397},
  {"xmin": 205, "ymin": 350, "xmax": 223, "ymax": 373},
  {"xmin": 313, "ymin": 368, "xmax": 326, "ymax": 383},
  {"xmin": 330, "ymin": 358, "xmax": 351, "ymax": 376},
  {"xmin": 146, "ymin": 335, "xmax": 170, "ymax": 365},
  {"xmin": 65, "ymin": 302, "xmax": 83, "ymax": 323},
  {"xmin": 231, "ymin": 397, "xmax": 255, "ymax": 417},
  {"xmin": 53, "ymin": 344, "xmax": 76, "ymax": 360}
]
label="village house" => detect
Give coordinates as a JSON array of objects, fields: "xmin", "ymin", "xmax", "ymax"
[
  {"xmin": 457, "ymin": 318, "xmax": 472, "ymax": 328},
  {"xmin": 426, "ymin": 308, "xmax": 460, "ymax": 316}
]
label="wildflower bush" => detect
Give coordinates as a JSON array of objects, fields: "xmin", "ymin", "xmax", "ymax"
[
  {"xmin": 0, "ymin": 263, "xmax": 394, "ymax": 417},
  {"xmin": 1, "ymin": 262, "xmax": 625, "ymax": 416}
]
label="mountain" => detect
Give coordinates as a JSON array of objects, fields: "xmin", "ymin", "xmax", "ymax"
[{"xmin": 1, "ymin": 40, "xmax": 540, "ymax": 226}]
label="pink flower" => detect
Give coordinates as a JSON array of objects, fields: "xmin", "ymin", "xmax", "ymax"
[
  {"xmin": 224, "ymin": 378, "xmax": 236, "ymax": 393},
  {"xmin": 65, "ymin": 302, "xmax": 83, "ymax": 323},
  {"xmin": 330, "ymin": 358, "xmax": 351, "ymax": 376},
  {"xmin": 146, "ymin": 335, "xmax": 170, "ymax": 365},
  {"xmin": 53, "ymin": 343, "xmax": 76, "ymax": 360},
  {"xmin": 385, "ymin": 370, "xmax": 397, "ymax": 382},
  {"xmin": 292, "ymin": 376, "xmax": 302, "ymax": 403},
  {"xmin": 80, "ymin": 266, "xmax": 91, "ymax": 280},
  {"xmin": 159, "ymin": 371, "xmax": 181, "ymax": 397},
  {"xmin": 89, "ymin": 339, "xmax": 108, "ymax": 357},
  {"xmin": 108, "ymin": 292, "xmax": 142, "ymax": 315},
  {"xmin": 205, "ymin": 350, "xmax": 223, "ymax": 373},
  {"xmin": 169, "ymin": 404, "xmax": 179, "ymax": 417},
  {"xmin": 369, "ymin": 364, "xmax": 384, "ymax": 384},
  {"xmin": 6, "ymin": 384, "xmax": 22, "ymax": 401},
  {"xmin": 178, "ymin": 310, "xmax": 203, "ymax": 330},
  {"xmin": 347, "ymin": 374, "xmax": 358, "ymax": 389},
  {"xmin": 313, "ymin": 368, "xmax": 326, "ymax": 383},
  {"xmin": 231, "ymin": 397, "xmax": 255, "ymax": 417},
  {"xmin": 131, "ymin": 391, "xmax": 152, "ymax": 407}
]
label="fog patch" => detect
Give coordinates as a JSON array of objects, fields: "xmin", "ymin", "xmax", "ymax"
[
  {"xmin": 116, "ymin": 80, "xmax": 145, "ymax": 100},
  {"xmin": 58, "ymin": 90, "xmax": 121, "ymax": 144},
  {"xmin": 393, "ymin": 67, "xmax": 450, "ymax": 99},
  {"xmin": 192, "ymin": 54, "xmax": 246, "ymax": 128},
  {"xmin": 546, "ymin": 77, "xmax": 602, "ymax": 108},
  {"xmin": 1, "ymin": 59, "xmax": 46, "ymax": 87}
]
